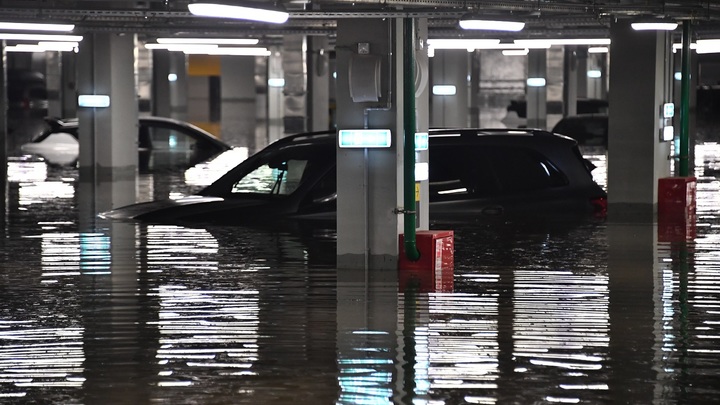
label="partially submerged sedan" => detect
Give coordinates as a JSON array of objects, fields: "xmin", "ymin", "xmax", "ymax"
[
  {"xmin": 20, "ymin": 116, "xmax": 232, "ymax": 171},
  {"xmin": 100, "ymin": 128, "xmax": 607, "ymax": 225}
]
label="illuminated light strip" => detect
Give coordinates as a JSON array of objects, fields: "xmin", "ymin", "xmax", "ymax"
[
  {"xmin": 0, "ymin": 33, "xmax": 82, "ymax": 41},
  {"xmin": 0, "ymin": 22, "xmax": 74, "ymax": 32},
  {"xmin": 514, "ymin": 38, "xmax": 610, "ymax": 47},
  {"xmin": 157, "ymin": 37, "xmax": 259, "ymax": 45},
  {"xmin": 188, "ymin": 3, "xmax": 288, "ymax": 24}
]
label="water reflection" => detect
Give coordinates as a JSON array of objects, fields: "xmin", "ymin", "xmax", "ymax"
[{"xmin": 1, "ymin": 145, "xmax": 720, "ymax": 403}]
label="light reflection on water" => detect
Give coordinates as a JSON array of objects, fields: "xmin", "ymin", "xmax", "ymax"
[{"xmin": 1, "ymin": 145, "xmax": 720, "ymax": 403}]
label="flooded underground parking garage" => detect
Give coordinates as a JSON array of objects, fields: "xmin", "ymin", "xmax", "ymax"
[{"xmin": 1, "ymin": 147, "xmax": 720, "ymax": 404}]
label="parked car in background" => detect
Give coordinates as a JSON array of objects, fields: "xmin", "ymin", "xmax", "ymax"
[
  {"xmin": 551, "ymin": 114, "xmax": 608, "ymax": 147},
  {"xmin": 100, "ymin": 128, "xmax": 607, "ymax": 225},
  {"xmin": 20, "ymin": 116, "xmax": 232, "ymax": 171},
  {"xmin": 6, "ymin": 70, "xmax": 48, "ymax": 135}
]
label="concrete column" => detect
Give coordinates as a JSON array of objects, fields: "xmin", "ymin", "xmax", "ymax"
[
  {"xmin": 607, "ymin": 21, "xmax": 673, "ymax": 222},
  {"xmin": 61, "ymin": 52, "xmax": 77, "ymax": 118},
  {"xmin": 152, "ymin": 50, "xmax": 171, "ymax": 117},
  {"xmin": 76, "ymin": 32, "xmax": 138, "ymax": 193},
  {"xmin": 469, "ymin": 50, "xmax": 480, "ymax": 127},
  {"xmin": 1, "ymin": 43, "xmax": 7, "ymax": 223},
  {"xmin": 169, "ymin": 52, "xmax": 187, "ymax": 121},
  {"xmin": 221, "ymin": 55, "xmax": 256, "ymax": 147},
  {"xmin": 267, "ymin": 46, "xmax": 283, "ymax": 143},
  {"xmin": 283, "ymin": 35, "xmax": 306, "ymax": 134},
  {"xmin": 430, "ymin": 49, "xmax": 468, "ymax": 127},
  {"xmin": 563, "ymin": 46, "xmax": 578, "ymax": 117},
  {"xmin": 308, "ymin": 36, "xmax": 330, "ymax": 131},
  {"xmin": 335, "ymin": 18, "xmax": 405, "ymax": 270},
  {"xmin": 45, "ymin": 51, "xmax": 63, "ymax": 118},
  {"xmin": 527, "ymin": 49, "xmax": 547, "ymax": 129},
  {"xmin": 576, "ymin": 46, "xmax": 589, "ymax": 99}
]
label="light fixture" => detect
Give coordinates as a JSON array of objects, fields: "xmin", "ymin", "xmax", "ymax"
[
  {"xmin": 502, "ymin": 49, "xmax": 529, "ymax": 56},
  {"xmin": 514, "ymin": 38, "xmax": 611, "ymax": 47},
  {"xmin": 459, "ymin": 14, "xmax": 525, "ymax": 31},
  {"xmin": 432, "ymin": 85, "xmax": 456, "ymax": 96},
  {"xmin": 695, "ymin": 39, "xmax": 720, "ymax": 54},
  {"xmin": 0, "ymin": 33, "xmax": 82, "ymax": 41},
  {"xmin": 0, "ymin": 22, "xmax": 74, "ymax": 32},
  {"xmin": 587, "ymin": 70, "xmax": 602, "ymax": 78},
  {"xmin": 157, "ymin": 37, "xmax": 259, "ymax": 45},
  {"xmin": 426, "ymin": 39, "xmax": 501, "ymax": 50},
  {"xmin": 631, "ymin": 20, "xmax": 678, "ymax": 31},
  {"xmin": 588, "ymin": 46, "xmax": 609, "ymax": 54},
  {"xmin": 188, "ymin": 2, "xmax": 289, "ymax": 24},
  {"xmin": 182, "ymin": 47, "xmax": 271, "ymax": 56},
  {"xmin": 526, "ymin": 78, "xmax": 546, "ymax": 87}
]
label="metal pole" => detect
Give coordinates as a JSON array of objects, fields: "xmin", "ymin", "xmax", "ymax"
[
  {"xmin": 403, "ymin": 18, "xmax": 420, "ymax": 261},
  {"xmin": 679, "ymin": 20, "xmax": 691, "ymax": 177}
]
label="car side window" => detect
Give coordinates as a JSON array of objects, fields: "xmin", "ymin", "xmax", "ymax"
[
  {"xmin": 430, "ymin": 145, "xmax": 566, "ymax": 200},
  {"xmin": 146, "ymin": 125, "xmax": 195, "ymax": 153},
  {"xmin": 488, "ymin": 147, "xmax": 567, "ymax": 192}
]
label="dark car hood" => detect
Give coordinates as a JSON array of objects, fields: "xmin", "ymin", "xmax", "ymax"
[{"xmin": 99, "ymin": 196, "xmax": 227, "ymax": 220}]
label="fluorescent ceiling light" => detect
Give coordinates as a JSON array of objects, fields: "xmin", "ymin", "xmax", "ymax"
[
  {"xmin": 588, "ymin": 46, "xmax": 609, "ymax": 54},
  {"xmin": 145, "ymin": 43, "xmax": 219, "ymax": 51},
  {"xmin": 514, "ymin": 38, "xmax": 610, "ymax": 47},
  {"xmin": 459, "ymin": 16, "xmax": 525, "ymax": 32},
  {"xmin": 0, "ymin": 33, "xmax": 82, "ymax": 41},
  {"xmin": 695, "ymin": 39, "xmax": 720, "ymax": 54},
  {"xmin": 157, "ymin": 37, "xmax": 259, "ymax": 45},
  {"xmin": 7, "ymin": 41, "xmax": 78, "ymax": 52},
  {"xmin": 502, "ymin": 48, "xmax": 529, "ymax": 56},
  {"xmin": 188, "ymin": 2, "xmax": 289, "ymax": 24},
  {"xmin": 631, "ymin": 22, "xmax": 678, "ymax": 31},
  {"xmin": 587, "ymin": 70, "xmax": 602, "ymax": 78},
  {"xmin": 0, "ymin": 22, "xmax": 74, "ymax": 32},
  {"xmin": 426, "ymin": 39, "xmax": 501, "ymax": 50},
  {"xmin": 183, "ymin": 47, "xmax": 271, "ymax": 56}
]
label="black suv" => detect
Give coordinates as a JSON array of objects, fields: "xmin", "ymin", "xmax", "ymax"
[{"xmin": 100, "ymin": 128, "xmax": 607, "ymax": 224}]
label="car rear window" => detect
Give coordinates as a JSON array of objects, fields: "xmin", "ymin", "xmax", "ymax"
[{"xmin": 429, "ymin": 145, "xmax": 568, "ymax": 200}]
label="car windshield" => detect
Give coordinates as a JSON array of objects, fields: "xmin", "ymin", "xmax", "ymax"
[{"xmin": 230, "ymin": 144, "xmax": 331, "ymax": 195}]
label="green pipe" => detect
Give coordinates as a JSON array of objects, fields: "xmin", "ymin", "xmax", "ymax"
[
  {"xmin": 680, "ymin": 20, "xmax": 691, "ymax": 177},
  {"xmin": 403, "ymin": 18, "xmax": 420, "ymax": 261}
]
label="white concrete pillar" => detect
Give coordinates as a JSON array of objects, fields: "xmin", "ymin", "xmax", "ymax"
[
  {"xmin": 526, "ymin": 49, "xmax": 547, "ymax": 129},
  {"xmin": 336, "ymin": 18, "xmax": 428, "ymax": 270},
  {"xmin": 267, "ymin": 46, "xmax": 283, "ymax": 143},
  {"xmin": 76, "ymin": 32, "xmax": 138, "ymax": 207},
  {"xmin": 563, "ymin": 46, "xmax": 578, "ymax": 117},
  {"xmin": 308, "ymin": 36, "xmax": 331, "ymax": 131},
  {"xmin": 607, "ymin": 21, "xmax": 673, "ymax": 222},
  {"xmin": 220, "ymin": 55, "xmax": 256, "ymax": 147},
  {"xmin": 430, "ymin": 49, "xmax": 468, "ymax": 127}
]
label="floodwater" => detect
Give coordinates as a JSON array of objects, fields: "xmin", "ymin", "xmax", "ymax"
[{"xmin": 1, "ymin": 146, "xmax": 719, "ymax": 404}]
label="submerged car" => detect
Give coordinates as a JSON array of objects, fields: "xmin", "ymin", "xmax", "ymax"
[
  {"xmin": 20, "ymin": 116, "xmax": 232, "ymax": 171},
  {"xmin": 551, "ymin": 114, "xmax": 608, "ymax": 147},
  {"xmin": 100, "ymin": 128, "xmax": 607, "ymax": 225}
]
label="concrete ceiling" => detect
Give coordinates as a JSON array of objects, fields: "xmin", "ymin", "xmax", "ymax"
[{"xmin": 1, "ymin": 0, "xmax": 720, "ymax": 41}]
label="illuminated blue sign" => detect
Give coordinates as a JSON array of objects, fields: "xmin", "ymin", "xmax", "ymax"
[
  {"xmin": 78, "ymin": 95, "xmax": 110, "ymax": 108},
  {"xmin": 415, "ymin": 132, "xmax": 429, "ymax": 150},
  {"xmin": 664, "ymin": 103, "xmax": 675, "ymax": 118},
  {"xmin": 338, "ymin": 129, "xmax": 392, "ymax": 148}
]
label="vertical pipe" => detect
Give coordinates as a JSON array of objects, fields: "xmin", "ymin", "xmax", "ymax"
[
  {"xmin": 679, "ymin": 20, "xmax": 691, "ymax": 177},
  {"xmin": 403, "ymin": 18, "xmax": 420, "ymax": 261}
]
